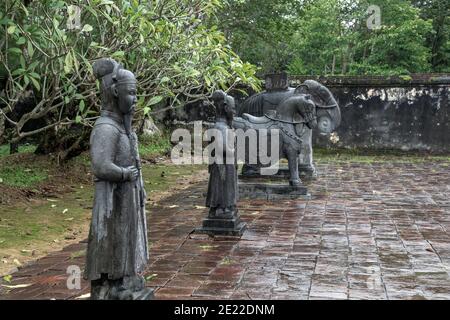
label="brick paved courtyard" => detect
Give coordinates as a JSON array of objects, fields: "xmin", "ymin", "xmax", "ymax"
[{"xmin": 1, "ymin": 159, "xmax": 450, "ymax": 300}]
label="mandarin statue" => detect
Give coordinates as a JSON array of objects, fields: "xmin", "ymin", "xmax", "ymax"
[
  {"xmin": 197, "ymin": 90, "xmax": 246, "ymax": 236},
  {"xmin": 84, "ymin": 58, "xmax": 153, "ymax": 300}
]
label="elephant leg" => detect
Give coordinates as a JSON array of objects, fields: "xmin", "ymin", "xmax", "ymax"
[
  {"xmin": 298, "ymin": 129, "xmax": 316, "ymax": 178},
  {"xmin": 287, "ymin": 150, "xmax": 301, "ymax": 186}
]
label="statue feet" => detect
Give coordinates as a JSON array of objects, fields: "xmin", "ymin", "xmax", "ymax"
[
  {"xmin": 299, "ymin": 164, "xmax": 317, "ymax": 179},
  {"xmin": 209, "ymin": 206, "xmax": 236, "ymax": 219},
  {"xmin": 289, "ymin": 179, "xmax": 301, "ymax": 187},
  {"xmin": 90, "ymin": 275, "xmax": 154, "ymax": 300}
]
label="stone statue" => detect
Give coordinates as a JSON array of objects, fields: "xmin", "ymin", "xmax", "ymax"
[
  {"xmin": 238, "ymin": 74, "xmax": 341, "ymax": 178},
  {"xmin": 233, "ymin": 89, "xmax": 318, "ymax": 186},
  {"xmin": 84, "ymin": 58, "xmax": 153, "ymax": 300},
  {"xmin": 197, "ymin": 90, "xmax": 246, "ymax": 236}
]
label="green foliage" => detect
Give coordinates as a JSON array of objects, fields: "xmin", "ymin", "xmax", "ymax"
[
  {"xmin": 220, "ymin": 0, "xmax": 441, "ymax": 76},
  {"xmin": 139, "ymin": 133, "xmax": 172, "ymax": 159},
  {"xmin": 219, "ymin": 0, "xmax": 304, "ymax": 75},
  {"xmin": 412, "ymin": 0, "xmax": 450, "ymax": 72},
  {"xmin": 0, "ymin": 143, "xmax": 36, "ymax": 157},
  {"xmin": 349, "ymin": 0, "xmax": 432, "ymax": 75},
  {"xmin": 0, "ymin": 165, "xmax": 48, "ymax": 187},
  {"xmin": 0, "ymin": 0, "xmax": 260, "ymax": 149}
]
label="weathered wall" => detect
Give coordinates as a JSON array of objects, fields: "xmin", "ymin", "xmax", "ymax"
[
  {"xmin": 160, "ymin": 74, "xmax": 450, "ymax": 152},
  {"xmin": 289, "ymin": 75, "xmax": 449, "ymax": 152}
]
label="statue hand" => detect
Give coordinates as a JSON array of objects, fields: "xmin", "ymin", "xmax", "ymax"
[{"xmin": 123, "ymin": 166, "xmax": 139, "ymax": 181}]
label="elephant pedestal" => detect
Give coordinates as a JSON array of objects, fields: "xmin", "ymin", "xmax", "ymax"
[{"xmin": 239, "ymin": 178, "xmax": 311, "ymax": 201}]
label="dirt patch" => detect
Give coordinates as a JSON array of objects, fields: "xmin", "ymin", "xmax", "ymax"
[
  {"xmin": 0, "ymin": 152, "xmax": 91, "ymax": 205},
  {"xmin": 0, "ymin": 153, "xmax": 207, "ymax": 277}
]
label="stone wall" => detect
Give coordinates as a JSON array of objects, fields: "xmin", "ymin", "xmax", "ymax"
[
  {"xmin": 159, "ymin": 73, "xmax": 450, "ymax": 153},
  {"xmin": 289, "ymin": 74, "xmax": 449, "ymax": 152}
]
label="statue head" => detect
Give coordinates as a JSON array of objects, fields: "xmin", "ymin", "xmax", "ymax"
[
  {"xmin": 212, "ymin": 90, "xmax": 235, "ymax": 125},
  {"xmin": 295, "ymin": 80, "xmax": 341, "ymax": 133},
  {"xmin": 93, "ymin": 58, "xmax": 137, "ymax": 135}
]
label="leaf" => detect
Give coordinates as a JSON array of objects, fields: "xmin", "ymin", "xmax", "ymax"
[
  {"xmin": 16, "ymin": 37, "xmax": 26, "ymax": 45},
  {"xmin": 27, "ymin": 41, "xmax": 34, "ymax": 58},
  {"xmin": 7, "ymin": 25, "xmax": 16, "ymax": 34},
  {"xmin": 111, "ymin": 51, "xmax": 125, "ymax": 58},
  {"xmin": 75, "ymin": 115, "xmax": 82, "ymax": 123},
  {"xmin": 145, "ymin": 274, "xmax": 158, "ymax": 281},
  {"xmin": 81, "ymin": 24, "xmax": 93, "ymax": 33},
  {"xmin": 8, "ymin": 47, "xmax": 22, "ymax": 55},
  {"xmin": 20, "ymin": 56, "xmax": 26, "ymax": 69},
  {"xmin": 148, "ymin": 95, "xmax": 163, "ymax": 106},
  {"xmin": 28, "ymin": 72, "xmax": 40, "ymax": 80},
  {"xmin": 23, "ymin": 75, "xmax": 30, "ymax": 87},
  {"xmin": 64, "ymin": 53, "xmax": 73, "ymax": 74},
  {"xmin": 79, "ymin": 100, "xmax": 85, "ymax": 113},
  {"xmin": 30, "ymin": 77, "xmax": 41, "ymax": 91},
  {"xmin": 2, "ymin": 283, "xmax": 32, "ymax": 289},
  {"xmin": 2, "ymin": 275, "xmax": 12, "ymax": 283},
  {"xmin": 11, "ymin": 68, "xmax": 25, "ymax": 76},
  {"xmin": 74, "ymin": 293, "xmax": 91, "ymax": 300},
  {"xmin": 160, "ymin": 76, "xmax": 170, "ymax": 83}
]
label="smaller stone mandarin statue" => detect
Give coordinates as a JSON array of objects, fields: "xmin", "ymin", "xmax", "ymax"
[
  {"xmin": 199, "ymin": 90, "xmax": 246, "ymax": 236},
  {"xmin": 84, "ymin": 58, "xmax": 153, "ymax": 300}
]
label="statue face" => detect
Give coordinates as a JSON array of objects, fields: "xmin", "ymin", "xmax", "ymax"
[{"xmin": 117, "ymin": 82, "xmax": 137, "ymax": 115}]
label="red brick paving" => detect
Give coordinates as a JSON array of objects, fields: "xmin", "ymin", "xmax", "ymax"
[{"xmin": 1, "ymin": 160, "xmax": 450, "ymax": 300}]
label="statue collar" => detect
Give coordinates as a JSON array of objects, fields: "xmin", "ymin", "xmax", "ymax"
[{"xmin": 101, "ymin": 110, "xmax": 124, "ymax": 124}]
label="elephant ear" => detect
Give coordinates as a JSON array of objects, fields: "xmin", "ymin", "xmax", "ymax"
[{"xmin": 301, "ymin": 80, "xmax": 341, "ymax": 133}]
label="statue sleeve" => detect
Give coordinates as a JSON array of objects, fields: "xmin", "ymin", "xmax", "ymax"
[{"xmin": 90, "ymin": 123, "xmax": 125, "ymax": 182}]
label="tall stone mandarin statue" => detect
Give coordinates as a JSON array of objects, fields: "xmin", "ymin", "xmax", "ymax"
[
  {"xmin": 84, "ymin": 58, "xmax": 153, "ymax": 300},
  {"xmin": 197, "ymin": 90, "xmax": 246, "ymax": 236}
]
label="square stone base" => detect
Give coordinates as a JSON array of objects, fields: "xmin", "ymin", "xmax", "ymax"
[
  {"xmin": 195, "ymin": 216, "xmax": 247, "ymax": 237},
  {"xmin": 240, "ymin": 165, "xmax": 317, "ymax": 179},
  {"xmin": 239, "ymin": 180, "xmax": 311, "ymax": 200}
]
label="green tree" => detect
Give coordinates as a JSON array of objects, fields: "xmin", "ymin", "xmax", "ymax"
[
  {"xmin": 218, "ymin": 0, "xmax": 437, "ymax": 76},
  {"xmin": 412, "ymin": 0, "xmax": 450, "ymax": 72},
  {"xmin": 349, "ymin": 0, "xmax": 433, "ymax": 75},
  {"xmin": 219, "ymin": 0, "xmax": 304, "ymax": 75},
  {"xmin": 0, "ymin": 0, "xmax": 260, "ymax": 160}
]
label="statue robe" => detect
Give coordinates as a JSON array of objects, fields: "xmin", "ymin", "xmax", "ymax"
[
  {"xmin": 84, "ymin": 112, "xmax": 148, "ymax": 281},
  {"xmin": 205, "ymin": 120, "xmax": 238, "ymax": 210}
]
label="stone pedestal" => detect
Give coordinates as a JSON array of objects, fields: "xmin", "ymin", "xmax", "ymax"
[
  {"xmin": 239, "ymin": 179, "xmax": 311, "ymax": 200},
  {"xmin": 196, "ymin": 209, "xmax": 247, "ymax": 237},
  {"xmin": 241, "ymin": 164, "xmax": 317, "ymax": 180}
]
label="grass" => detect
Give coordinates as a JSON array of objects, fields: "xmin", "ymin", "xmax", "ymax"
[
  {"xmin": 0, "ymin": 137, "xmax": 206, "ymax": 275},
  {"xmin": 139, "ymin": 133, "xmax": 172, "ymax": 159},
  {"xmin": 0, "ymin": 166, "xmax": 48, "ymax": 187},
  {"xmin": 0, "ymin": 144, "xmax": 36, "ymax": 158},
  {"xmin": 0, "ymin": 161, "xmax": 204, "ymax": 253}
]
